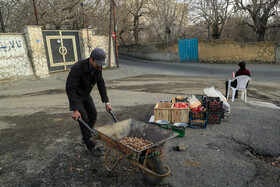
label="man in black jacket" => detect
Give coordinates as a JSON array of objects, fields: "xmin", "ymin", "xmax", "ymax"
[{"xmin": 66, "ymin": 48, "xmax": 112, "ymax": 156}]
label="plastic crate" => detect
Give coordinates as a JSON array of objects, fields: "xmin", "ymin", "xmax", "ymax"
[
  {"xmin": 189, "ymin": 119, "xmax": 207, "ymax": 129},
  {"xmin": 206, "ymin": 96, "xmax": 220, "ymax": 102},
  {"xmin": 205, "ymin": 97, "xmax": 220, "ymax": 110},
  {"xmin": 207, "ymin": 100, "xmax": 223, "ymax": 112},
  {"xmin": 207, "ymin": 112, "xmax": 222, "ymax": 124},
  {"xmin": 153, "ymin": 124, "xmax": 185, "ymax": 137},
  {"xmin": 189, "ymin": 110, "xmax": 208, "ymax": 129},
  {"xmin": 189, "ymin": 110, "xmax": 207, "ymax": 119}
]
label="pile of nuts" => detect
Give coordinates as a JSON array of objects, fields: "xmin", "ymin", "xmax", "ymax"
[{"xmin": 120, "ymin": 137, "xmax": 154, "ymax": 151}]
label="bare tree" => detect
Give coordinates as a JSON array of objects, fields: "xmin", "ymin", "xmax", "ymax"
[
  {"xmin": 36, "ymin": 0, "xmax": 83, "ymax": 29},
  {"xmin": 1, "ymin": 0, "xmax": 105, "ymax": 32},
  {"xmin": 193, "ymin": 0, "xmax": 234, "ymax": 39},
  {"xmin": 0, "ymin": 0, "xmax": 34, "ymax": 32},
  {"xmin": 234, "ymin": 0, "xmax": 280, "ymax": 41},
  {"xmin": 149, "ymin": 0, "xmax": 189, "ymax": 43},
  {"xmin": 123, "ymin": 0, "xmax": 149, "ymax": 44},
  {"xmin": 116, "ymin": 4, "xmax": 131, "ymax": 44}
]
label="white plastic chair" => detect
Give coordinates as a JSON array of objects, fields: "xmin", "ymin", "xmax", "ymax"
[{"xmin": 226, "ymin": 75, "xmax": 252, "ymax": 102}]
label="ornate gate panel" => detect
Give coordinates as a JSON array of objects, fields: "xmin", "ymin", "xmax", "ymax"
[{"xmin": 42, "ymin": 30, "xmax": 81, "ymax": 72}]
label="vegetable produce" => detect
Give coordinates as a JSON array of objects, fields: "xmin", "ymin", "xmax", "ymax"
[
  {"xmin": 208, "ymin": 112, "xmax": 221, "ymax": 124},
  {"xmin": 208, "ymin": 100, "xmax": 222, "ymax": 112},
  {"xmin": 173, "ymin": 102, "xmax": 189, "ymax": 109},
  {"xmin": 191, "ymin": 106, "xmax": 206, "ymax": 118}
]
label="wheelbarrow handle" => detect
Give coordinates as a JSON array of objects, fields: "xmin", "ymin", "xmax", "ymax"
[
  {"xmin": 109, "ymin": 110, "xmax": 118, "ymax": 123},
  {"xmin": 78, "ymin": 118, "xmax": 98, "ymax": 137}
]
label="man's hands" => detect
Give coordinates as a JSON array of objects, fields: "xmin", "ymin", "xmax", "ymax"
[
  {"xmin": 105, "ymin": 103, "xmax": 112, "ymax": 113},
  {"xmin": 71, "ymin": 104, "xmax": 112, "ymax": 121},
  {"xmin": 72, "ymin": 110, "xmax": 81, "ymax": 121}
]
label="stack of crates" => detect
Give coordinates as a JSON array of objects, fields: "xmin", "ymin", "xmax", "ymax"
[
  {"xmin": 189, "ymin": 110, "xmax": 207, "ymax": 129},
  {"xmin": 206, "ymin": 97, "xmax": 223, "ymax": 124}
]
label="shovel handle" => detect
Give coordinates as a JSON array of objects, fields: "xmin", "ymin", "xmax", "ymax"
[
  {"xmin": 78, "ymin": 118, "xmax": 98, "ymax": 137},
  {"xmin": 109, "ymin": 110, "xmax": 118, "ymax": 123}
]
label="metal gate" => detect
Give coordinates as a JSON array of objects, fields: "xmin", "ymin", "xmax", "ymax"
[
  {"xmin": 42, "ymin": 30, "xmax": 81, "ymax": 72},
  {"xmin": 178, "ymin": 38, "xmax": 198, "ymax": 62}
]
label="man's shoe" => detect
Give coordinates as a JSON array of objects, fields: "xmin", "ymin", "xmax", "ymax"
[
  {"xmin": 80, "ymin": 140, "xmax": 86, "ymax": 147},
  {"xmin": 80, "ymin": 139, "xmax": 99, "ymax": 148},
  {"xmin": 89, "ymin": 147, "xmax": 105, "ymax": 157}
]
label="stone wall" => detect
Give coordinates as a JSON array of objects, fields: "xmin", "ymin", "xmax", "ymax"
[
  {"xmin": 275, "ymin": 42, "xmax": 280, "ymax": 64},
  {"xmin": 118, "ymin": 42, "xmax": 179, "ymax": 62},
  {"xmin": 119, "ymin": 39, "xmax": 279, "ymax": 64},
  {"xmin": 23, "ymin": 25, "xmax": 49, "ymax": 77},
  {"xmin": 0, "ymin": 33, "xmax": 34, "ymax": 80},
  {"xmin": 198, "ymin": 39, "xmax": 276, "ymax": 64},
  {"xmin": 79, "ymin": 29, "xmax": 116, "ymax": 67},
  {"xmin": 0, "ymin": 26, "xmax": 116, "ymax": 81}
]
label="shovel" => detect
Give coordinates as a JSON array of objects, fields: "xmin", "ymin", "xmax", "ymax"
[{"xmin": 78, "ymin": 110, "xmax": 118, "ymax": 137}]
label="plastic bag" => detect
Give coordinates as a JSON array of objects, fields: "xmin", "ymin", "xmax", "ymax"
[
  {"xmin": 188, "ymin": 95, "xmax": 201, "ymax": 109},
  {"xmin": 204, "ymin": 87, "xmax": 219, "ymax": 97},
  {"xmin": 215, "ymin": 90, "xmax": 227, "ymax": 103},
  {"xmin": 204, "ymin": 86, "xmax": 227, "ymax": 102}
]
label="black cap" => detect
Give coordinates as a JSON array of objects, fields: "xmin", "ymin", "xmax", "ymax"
[{"xmin": 90, "ymin": 48, "xmax": 106, "ymax": 66}]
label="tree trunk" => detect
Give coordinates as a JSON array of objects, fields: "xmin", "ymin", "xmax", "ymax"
[
  {"xmin": 211, "ymin": 24, "xmax": 221, "ymax": 39},
  {"xmin": 133, "ymin": 16, "xmax": 139, "ymax": 44},
  {"xmin": 257, "ymin": 29, "xmax": 266, "ymax": 41}
]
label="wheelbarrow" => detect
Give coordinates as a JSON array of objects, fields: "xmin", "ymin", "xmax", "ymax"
[{"xmin": 78, "ymin": 111, "xmax": 178, "ymax": 184}]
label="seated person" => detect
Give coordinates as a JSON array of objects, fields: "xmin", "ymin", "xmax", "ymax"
[{"xmin": 225, "ymin": 61, "xmax": 251, "ymax": 98}]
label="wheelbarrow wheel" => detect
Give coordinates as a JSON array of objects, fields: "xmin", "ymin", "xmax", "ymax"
[{"xmin": 139, "ymin": 154, "xmax": 168, "ymax": 185}]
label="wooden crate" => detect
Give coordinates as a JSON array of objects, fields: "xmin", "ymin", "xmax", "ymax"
[
  {"xmin": 154, "ymin": 102, "xmax": 172, "ymax": 122},
  {"xmin": 171, "ymin": 103, "xmax": 190, "ymax": 123}
]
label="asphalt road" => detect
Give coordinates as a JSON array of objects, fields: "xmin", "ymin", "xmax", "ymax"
[
  {"xmin": 119, "ymin": 55, "xmax": 280, "ymax": 81},
  {"xmin": 0, "ymin": 56, "xmax": 279, "ymax": 186}
]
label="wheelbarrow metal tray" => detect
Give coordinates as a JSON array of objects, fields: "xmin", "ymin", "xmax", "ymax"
[{"xmin": 95, "ymin": 118, "xmax": 178, "ymax": 155}]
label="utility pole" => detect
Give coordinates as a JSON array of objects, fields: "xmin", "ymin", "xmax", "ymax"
[
  {"xmin": 113, "ymin": 0, "xmax": 119, "ymax": 67},
  {"xmin": 108, "ymin": 0, "xmax": 113, "ymax": 68},
  {"xmin": 0, "ymin": 7, "xmax": 6, "ymax": 32},
  {"xmin": 32, "ymin": 0, "xmax": 38, "ymax": 25},
  {"xmin": 80, "ymin": 3, "xmax": 84, "ymax": 28}
]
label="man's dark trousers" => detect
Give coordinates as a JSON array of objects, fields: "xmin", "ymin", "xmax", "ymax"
[{"xmin": 77, "ymin": 95, "xmax": 97, "ymax": 149}]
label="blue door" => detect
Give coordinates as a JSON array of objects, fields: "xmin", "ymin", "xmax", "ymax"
[{"xmin": 178, "ymin": 38, "xmax": 198, "ymax": 62}]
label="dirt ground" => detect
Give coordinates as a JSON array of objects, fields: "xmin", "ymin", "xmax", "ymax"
[{"xmin": 0, "ymin": 67, "xmax": 279, "ymax": 186}]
